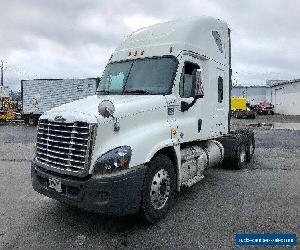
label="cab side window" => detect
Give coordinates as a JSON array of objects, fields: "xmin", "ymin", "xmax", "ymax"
[
  {"xmin": 218, "ymin": 76, "xmax": 223, "ymax": 103},
  {"xmin": 179, "ymin": 62, "xmax": 200, "ymax": 98}
]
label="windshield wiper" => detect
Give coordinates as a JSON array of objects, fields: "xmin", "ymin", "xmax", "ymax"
[
  {"xmin": 124, "ymin": 89, "xmax": 155, "ymax": 95},
  {"xmin": 97, "ymin": 90, "xmax": 110, "ymax": 94}
]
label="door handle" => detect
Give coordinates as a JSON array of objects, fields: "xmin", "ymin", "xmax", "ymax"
[{"xmin": 198, "ymin": 119, "xmax": 202, "ymax": 132}]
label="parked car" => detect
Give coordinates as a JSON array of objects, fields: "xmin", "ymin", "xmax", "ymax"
[{"xmin": 256, "ymin": 102, "xmax": 274, "ymax": 115}]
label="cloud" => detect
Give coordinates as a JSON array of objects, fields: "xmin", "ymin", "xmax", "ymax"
[{"xmin": 0, "ymin": 0, "xmax": 300, "ymax": 91}]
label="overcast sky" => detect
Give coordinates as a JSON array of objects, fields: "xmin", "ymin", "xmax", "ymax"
[{"xmin": 1, "ymin": 0, "xmax": 300, "ymax": 91}]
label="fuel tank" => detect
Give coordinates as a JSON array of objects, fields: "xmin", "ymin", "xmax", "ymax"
[{"xmin": 180, "ymin": 140, "xmax": 224, "ymax": 185}]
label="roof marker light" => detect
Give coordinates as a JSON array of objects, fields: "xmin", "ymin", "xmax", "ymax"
[
  {"xmin": 169, "ymin": 47, "xmax": 173, "ymax": 53},
  {"xmin": 128, "ymin": 51, "xmax": 131, "ymax": 56},
  {"xmin": 141, "ymin": 50, "xmax": 145, "ymax": 55},
  {"xmin": 134, "ymin": 51, "xmax": 137, "ymax": 56}
]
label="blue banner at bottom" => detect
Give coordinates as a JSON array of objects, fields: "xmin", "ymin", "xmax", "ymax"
[{"xmin": 235, "ymin": 233, "xmax": 297, "ymax": 246}]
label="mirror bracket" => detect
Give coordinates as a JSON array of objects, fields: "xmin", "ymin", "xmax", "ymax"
[
  {"xmin": 113, "ymin": 117, "xmax": 120, "ymax": 132},
  {"xmin": 181, "ymin": 99, "xmax": 197, "ymax": 112},
  {"xmin": 181, "ymin": 101, "xmax": 190, "ymax": 112}
]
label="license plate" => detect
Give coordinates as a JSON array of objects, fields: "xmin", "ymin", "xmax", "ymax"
[{"xmin": 49, "ymin": 177, "xmax": 62, "ymax": 193}]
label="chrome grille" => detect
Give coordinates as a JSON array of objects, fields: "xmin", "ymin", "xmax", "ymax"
[{"xmin": 36, "ymin": 119, "xmax": 95, "ymax": 174}]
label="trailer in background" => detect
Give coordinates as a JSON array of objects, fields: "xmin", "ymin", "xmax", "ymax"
[
  {"xmin": 231, "ymin": 97, "xmax": 256, "ymax": 119},
  {"xmin": 21, "ymin": 78, "xmax": 99, "ymax": 125}
]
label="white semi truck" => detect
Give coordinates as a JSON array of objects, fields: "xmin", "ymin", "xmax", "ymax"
[{"xmin": 32, "ymin": 17, "xmax": 255, "ymax": 223}]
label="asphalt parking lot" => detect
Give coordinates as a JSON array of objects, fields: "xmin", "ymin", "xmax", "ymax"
[{"xmin": 0, "ymin": 115, "xmax": 299, "ymax": 249}]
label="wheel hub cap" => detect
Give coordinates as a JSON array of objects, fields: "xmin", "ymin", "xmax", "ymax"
[
  {"xmin": 249, "ymin": 143, "xmax": 254, "ymax": 154},
  {"xmin": 240, "ymin": 148, "xmax": 246, "ymax": 163},
  {"xmin": 150, "ymin": 169, "xmax": 170, "ymax": 210}
]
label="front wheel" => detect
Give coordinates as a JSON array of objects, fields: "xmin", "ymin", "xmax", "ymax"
[{"xmin": 140, "ymin": 154, "xmax": 176, "ymax": 224}]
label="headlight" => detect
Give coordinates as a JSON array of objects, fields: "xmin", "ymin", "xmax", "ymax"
[{"xmin": 93, "ymin": 146, "xmax": 132, "ymax": 174}]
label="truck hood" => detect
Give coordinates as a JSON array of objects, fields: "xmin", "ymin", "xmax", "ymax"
[{"xmin": 41, "ymin": 94, "xmax": 168, "ymax": 123}]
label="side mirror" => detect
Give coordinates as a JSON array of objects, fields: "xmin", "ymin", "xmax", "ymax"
[
  {"xmin": 181, "ymin": 101, "xmax": 190, "ymax": 112},
  {"xmin": 192, "ymin": 69, "xmax": 204, "ymax": 98},
  {"xmin": 98, "ymin": 100, "xmax": 115, "ymax": 118}
]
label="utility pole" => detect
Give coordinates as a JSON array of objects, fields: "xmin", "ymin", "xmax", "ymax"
[{"xmin": 0, "ymin": 60, "xmax": 6, "ymax": 86}]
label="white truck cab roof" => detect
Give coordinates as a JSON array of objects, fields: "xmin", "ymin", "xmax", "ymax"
[{"xmin": 112, "ymin": 16, "xmax": 229, "ymax": 66}]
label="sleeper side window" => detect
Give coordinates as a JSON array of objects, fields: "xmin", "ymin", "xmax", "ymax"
[
  {"xmin": 179, "ymin": 62, "xmax": 200, "ymax": 98},
  {"xmin": 218, "ymin": 76, "xmax": 223, "ymax": 103},
  {"xmin": 212, "ymin": 31, "xmax": 223, "ymax": 53}
]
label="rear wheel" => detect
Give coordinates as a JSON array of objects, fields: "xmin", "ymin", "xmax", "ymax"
[
  {"xmin": 26, "ymin": 115, "xmax": 39, "ymax": 125},
  {"xmin": 140, "ymin": 154, "xmax": 176, "ymax": 224},
  {"xmin": 250, "ymin": 112, "xmax": 256, "ymax": 119},
  {"xmin": 233, "ymin": 143, "xmax": 247, "ymax": 169},
  {"xmin": 28, "ymin": 117, "xmax": 34, "ymax": 125},
  {"xmin": 246, "ymin": 137, "xmax": 255, "ymax": 162}
]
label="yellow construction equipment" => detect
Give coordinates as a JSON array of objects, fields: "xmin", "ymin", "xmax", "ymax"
[
  {"xmin": 231, "ymin": 97, "xmax": 247, "ymax": 111},
  {"xmin": 231, "ymin": 97, "xmax": 255, "ymax": 119},
  {"xmin": 0, "ymin": 97, "xmax": 16, "ymax": 122}
]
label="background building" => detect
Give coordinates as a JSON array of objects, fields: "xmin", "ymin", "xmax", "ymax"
[
  {"xmin": 266, "ymin": 79, "xmax": 300, "ymax": 115},
  {"xmin": 0, "ymin": 85, "xmax": 10, "ymax": 98},
  {"xmin": 232, "ymin": 85, "xmax": 267, "ymax": 105}
]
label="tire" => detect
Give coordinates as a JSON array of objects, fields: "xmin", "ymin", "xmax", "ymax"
[
  {"xmin": 232, "ymin": 143, "xmax": 247, "ymax": 170},
  {"xmin": 25, "ymin": 115, "xmax": 39, "ymax": 126},
  {"xmin": 28, "ymin": 117, "xmax": 34, "ymax": 125},
  {"xmin": 246, "ymin": 137, "xmax": 255, "ymax": 162},
  {"xmin": 33, "ymin": 115, "xmax": 39, "ymax": 126},
  {"xmin": 237, "ymin": 111, "xmax": 243, "ymax": 119},
  {"xmin": 140, "ymin": 154, "xmax": 176, "ymax": 224},
  {"xmin": 23, "ymin": 115, "xmax": 29, "ymax": 125},
  {"xmin": 250, "ymin": 112, "xmax": 256, "ymax": 119}
]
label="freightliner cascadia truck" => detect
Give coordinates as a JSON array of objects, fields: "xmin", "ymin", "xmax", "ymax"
[{"xmin": 32, "ymin": 16, "xmax": 255, "ymax": 223}]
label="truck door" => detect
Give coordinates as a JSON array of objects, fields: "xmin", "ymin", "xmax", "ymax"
[
  {"xmin": 213, "ymin": 68, "xmax": 227, "ymax": 136},
  {"xmin": 171, "ymin": 56, "xmax": 211, "ymax": 143}
]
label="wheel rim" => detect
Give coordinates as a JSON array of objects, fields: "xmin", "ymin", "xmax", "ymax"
[
  {"xmin": 150, "ymin": 169, "xmax": 171, "ymax": 210},
  {"xmin": 240, "ymin": 146, "xmax": 246, "ymax": 163},
  {"xmin": 249, "ymin": 142, "xmax": 254, "ymax": 155}
]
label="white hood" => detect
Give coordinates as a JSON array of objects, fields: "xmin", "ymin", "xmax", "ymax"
[{"xmin": 41, "ymin": 94, "xmax": 167, "ymax": 123}]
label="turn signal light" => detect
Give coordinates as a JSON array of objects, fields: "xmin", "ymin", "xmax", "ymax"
[{"xmin": 172, "ymin": 129, "xmax": 177, "ymax": 136}]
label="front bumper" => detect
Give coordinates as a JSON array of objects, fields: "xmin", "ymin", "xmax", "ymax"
[{"xmin": 31, "ymin": 161, "xmax": 146, "ymax": 216}]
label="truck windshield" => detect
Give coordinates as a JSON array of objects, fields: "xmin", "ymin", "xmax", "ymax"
[{"xmin": 97, "ymin": 57, "xmax": 177, "ymax": 95}]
